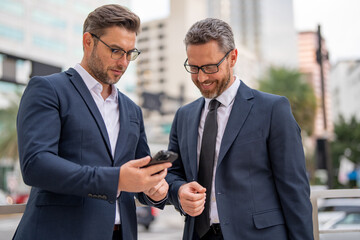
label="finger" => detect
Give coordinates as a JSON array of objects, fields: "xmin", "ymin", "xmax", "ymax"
[
  {"xmin": 181, "ymin": 195, "xmax": 205, "ymax": 209},
  {"xmin": 148, "ymin": 168, "xmax": 168, "ymax": 180},
  {"xmin": 145, "ymin": 187, "xmax": 157, "ymax": 196},
  {"xmin": 182, "ymin": 202, "xmax": 205, "ymax": 217},
  {"xmin": 148, "ymin": 180, "xmax": 165, "ymax": 195},
  {"xmin": 188, "ymin": 181, "xmax": 206, "ymax": 193},
  {"xmin": 190, "ymin": 205, "xmax": 205, "ymax": 217},
  {"xmin": 146, "ymin": 162, "xmax": 172, "ymax": 175},
  {"xmin": 130, "ymin": 156, "xmax": 151, "ymax": 168},
  {"xmin": 142, "ymin": 170, "xmax": 167, "ymax": 191},
  {"xmin": 182, "ymin": 190, "xmax": 206, "ymax": 202}
]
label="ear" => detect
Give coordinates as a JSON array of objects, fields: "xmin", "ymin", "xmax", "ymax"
[
  {"xmin": 229, "ymin": 48, "xmax": 238, "ymax": 68},
  {"xmin": 83, "ymin": 32, "xmax": 94, "ymax": 52}
]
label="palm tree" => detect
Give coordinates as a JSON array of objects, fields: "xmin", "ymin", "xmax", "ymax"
[
  {"xmin": 258, "ymin": 66, "xmax": 317, "ymax": 136},
  {"xmin": 0, "ymin": 92, "xmax": 21, "ymax": 163}
]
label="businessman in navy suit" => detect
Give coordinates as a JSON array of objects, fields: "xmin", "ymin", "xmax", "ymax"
[
  {"xmin": 166, "ymin": 18, "xmax": 313, "ymax": 240},
  {"xmin": 15, "ymin": 5, "xmax": 171, "ymax": 240}
]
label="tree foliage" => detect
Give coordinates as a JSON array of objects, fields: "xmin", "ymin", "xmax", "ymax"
[
  {"xmin": 0, "ymin": 93, "xmax": 21, "ymax": 162},
  {"xmin": 331, "ymin": 115, "xmax": 360, "ymax": 167},
  {"xmin": 258, "ymin": 66, "xmax": 317, "ymax": 136}
]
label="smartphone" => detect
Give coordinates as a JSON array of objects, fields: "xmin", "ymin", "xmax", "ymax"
[{"xmin": 143, "ymin": 150, "xmax": 178, "ymax": 168}]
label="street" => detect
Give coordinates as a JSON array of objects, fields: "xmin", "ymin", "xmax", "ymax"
[
  {"xmin": 0, "ymin": 206, "xmax": 184, "ymax": 240},
  {"xmin": 139, "ymin": 206, "xmax": 184, "ymax": 240}
]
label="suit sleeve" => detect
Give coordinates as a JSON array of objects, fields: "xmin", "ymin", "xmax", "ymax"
[
  {"xmin": 17, "ymin": 76, "xmax": 119, "ymax": 202},
  {"xmin": 133, "ymin": 107, "xmax": 168, "ymax": 209},
  {"xmin": 268, "ymin": 96, "xmax": 313, "ymax": 240},
  {"xmin": 165, "ymin": 109, "xmax": 188, "ymax": 212}
]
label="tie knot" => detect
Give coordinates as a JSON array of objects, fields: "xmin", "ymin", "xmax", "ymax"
[{"xmin": 209, "ymin": 99, "xmax": 220, "ymax": 111}]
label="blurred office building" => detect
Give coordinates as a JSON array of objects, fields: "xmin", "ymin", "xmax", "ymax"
[
  {"xmin": 0, "ymin": 0, "xmax": 138, "ymax": 99},
  {"xmin": 330, "ymin": 60, "xmax": 360, "ymax": 122},
  {"xmin": 208, "ymin": 0, "xmax": 298, "ymax": 70},
  {"xmin": 137, "ymin": 0, "xmax": 298, "ymax": 143}
]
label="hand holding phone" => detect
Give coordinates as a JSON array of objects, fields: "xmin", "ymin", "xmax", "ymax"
[{"xmin": 143, "ymin": 150, "xmax": 178, "ymax": 168}]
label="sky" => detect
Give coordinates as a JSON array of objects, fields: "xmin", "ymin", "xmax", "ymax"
[{"xmin": 131, "ymin": 0, "xmax": 360, "ymax": 64}]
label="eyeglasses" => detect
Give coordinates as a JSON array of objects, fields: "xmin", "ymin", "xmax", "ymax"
[
  {"xmin": 184, "ymin": 49, "xmax": 233, "ymax": 74},
  {"xmin": 90, "ymin": 33, "xmax": 141, "ymax": 61}
]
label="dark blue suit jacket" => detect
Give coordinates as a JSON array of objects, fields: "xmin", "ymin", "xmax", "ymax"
[
  {"xmin": 15, "ymin": 68, "xmax": 154, "ymax": 240},
  {"xmin": 166, "ymin": 81, "xmax": 313, "ymax": 240}
]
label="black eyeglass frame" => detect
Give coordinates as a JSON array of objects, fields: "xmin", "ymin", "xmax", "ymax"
[
  {"xmin": 90, "ymin": 33, "xmax": 141, "ymax": 61},
  {"xmin": 184, "ymin": 49, "xmax": 233, "ymax": 74}
]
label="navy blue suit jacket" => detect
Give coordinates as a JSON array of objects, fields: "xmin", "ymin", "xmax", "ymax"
[
  {"xmin": 166, "ymin": 81, "xmax": 313, "ymax": 240},
  {"xmin": 15, "ymin": 68, "xmax": 154, "ymax": 240}
]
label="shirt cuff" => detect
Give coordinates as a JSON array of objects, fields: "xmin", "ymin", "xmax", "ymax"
[{"xmin": 144, "ymin": 193, "xmax": 168, "ymax": 205}]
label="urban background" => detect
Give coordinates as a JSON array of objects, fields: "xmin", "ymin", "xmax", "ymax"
[{"xmin": 0, "ymin": 0, "xmax": 360, "ymax": 239}]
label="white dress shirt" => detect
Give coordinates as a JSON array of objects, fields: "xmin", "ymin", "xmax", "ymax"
[
  {"xmin": 74, "ymin": 64, "xmax": 121, "ymax": 224},
  {"xmin": 197, "ymin": 76, "xmax": 240, "ymax": 224}
]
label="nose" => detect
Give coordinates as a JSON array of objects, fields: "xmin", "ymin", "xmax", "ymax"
[
  {"xmin": 197, "ymin": 69, "xmax": 209, "ymax": 82},
  {"xmin": 116, "ymin": 54, "xmax": 129, "ymax": 67}
]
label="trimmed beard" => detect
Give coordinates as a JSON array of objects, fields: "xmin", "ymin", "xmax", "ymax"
[
  {"xmin": 198, "ymin": 66, "xmax": 231, "ymax": 99},
  {"xmin": 88, "ymin": 47, "xmax": 123, "ymax": 85}
]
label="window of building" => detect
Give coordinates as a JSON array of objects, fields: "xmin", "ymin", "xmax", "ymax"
[
  {"xmin": 0, "ymin": 24, "xmax": 24, "ymax": 42},
  {"xmin": 32, "ymin": 36, "xmax": 66, "ymax": 52},
  {"xmin": 140, "ymin": 48, "xmax": 149, "ymax": 53},
  {"xmin": 137, "ymin": 37, "xmax": 149, "ymax": 43},
  {"xmin": 138, "ymin": 59, "xmax": 150, "ymax": 65},
  {"xmin": 32, "ymin": 10, "xmax": 66, "ymax": 29},
  {"xmin": 0, "ymin": 0, "xmax": 24, "ymax": 16}
]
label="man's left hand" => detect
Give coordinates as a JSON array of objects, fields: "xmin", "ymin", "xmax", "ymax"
[{"xmin": 144, "ymin": 178, "xmax": 169, "ymax": 202}]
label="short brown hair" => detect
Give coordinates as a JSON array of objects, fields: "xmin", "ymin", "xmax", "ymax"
[
  {"xmin": 83, "ymin": 4, "xmax": 140, "ymax": 36},
  {"xmin": 184, "ymin": 18, "xmax": 235, "ymax": 53}
]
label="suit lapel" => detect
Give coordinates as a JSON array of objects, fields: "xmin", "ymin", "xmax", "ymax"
[
  {"xmin": 114, "ymin": 91, "xmax": 129, "ymax": 165},
  {"xmin": 66, "ymin": 68, "xmax": 113, "ymax": 161},
  {"xmin": 217, "ymin": 81, "xmax": 254, "ymax": 166},
  {"xmin": 187, "ymin": 98, "xmax": 204, "ymax": 178}
]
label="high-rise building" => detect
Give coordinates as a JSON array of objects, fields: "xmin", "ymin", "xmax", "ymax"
[
  {"xmin": 0, "ymin": 0, "xmax": 131, "ymax": 69},
  {"xmin": 208, "ymin": 0, "xmax": 298, "ymax": 69},
  {"xmin": 330, "ymin": 60, "xmax": 360, "ymax": 121},
  {"xmin": 0, "ymin": 0, "xmax": 136, "ymax": 99},
  {"xmin": 298, "ymin": 31, "xmax": 333, "ymax": 138}
]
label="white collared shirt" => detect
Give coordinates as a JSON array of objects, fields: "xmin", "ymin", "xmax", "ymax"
[
  {"xmin": 197, "ymin": 76, "xmax": 241, "ymax": 224},
  {"xmin": 74, "ymin": 63, "xmax": 121, "ymax": 224}
]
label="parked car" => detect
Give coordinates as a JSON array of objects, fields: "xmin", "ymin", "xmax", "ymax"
[
  {"xmin": 318, "ymin": 198, "xmax": 360, "ymax": 240},
  {"xmin": 136, "ymin": 206, "xmax": 158, "ymax": 230}
]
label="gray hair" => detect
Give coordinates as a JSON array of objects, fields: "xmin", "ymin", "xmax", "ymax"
[
  {"xmin": 184, "ymin": 18, "xmax": 235, "ymax": 53},
  {"xmin": 83, "ymin": 4, "xmax": 141, "ymax": 36}
]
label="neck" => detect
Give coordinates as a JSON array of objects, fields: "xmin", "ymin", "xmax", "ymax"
[{"xmin": 101, "ymin": 84, "xmax": 112, "ymax": 100}]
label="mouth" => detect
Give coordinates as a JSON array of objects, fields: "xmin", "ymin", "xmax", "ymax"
[
  {"xmin": 201, "ymin": 81, "xmax": 215, "ymax": 90},
  {"xmin": 111, "ymin": 69, "xmax": 123, "ymax": 75}
]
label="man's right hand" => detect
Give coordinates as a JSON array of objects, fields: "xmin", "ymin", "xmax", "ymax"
[
  {"xmin": 178, "ymin": 181, "xmax": 206, "ymax": 217},
  {"xmin": 118, "ymin": 156, "xmax": 172, "ymax": 193}
]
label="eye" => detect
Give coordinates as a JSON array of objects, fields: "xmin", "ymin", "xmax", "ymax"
[
  {"xmin": 203, "ymin": 65, "xmax": 217, "ymax": 72},
  {"xmin": 189, "ymin": 66, "xmax": 198, "ymax": 72}
]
